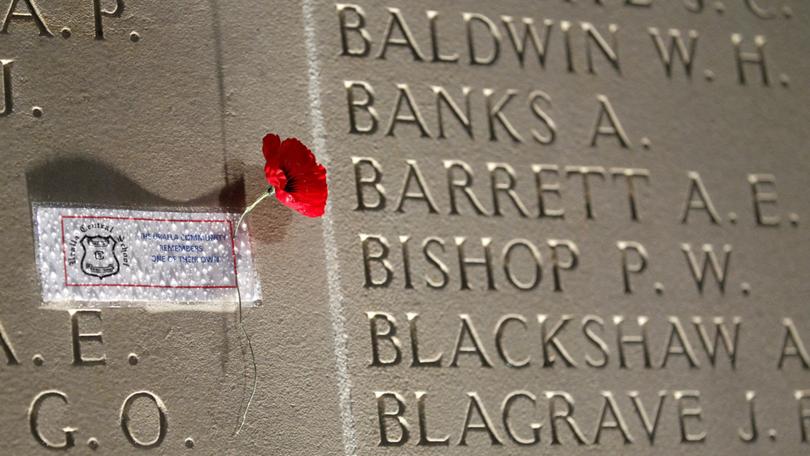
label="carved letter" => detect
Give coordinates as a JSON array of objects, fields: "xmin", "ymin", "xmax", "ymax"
[
  {"xmin": 798, "ymin": 390, "xmax": 810, "ymax": 443},
  {"xmin": 745, "ymin": 0, "xmax": 776, "ymax": 18},
  {"xmin": 70, "ymin": 309, "xmax": 106, "ymax": 366},
  {"xmin": 378, "ymin": 8, "xmax": 426, "ymax": 61},
  {"xmin": 395, "ymin": 159, "xmax": 439, "ymax": 213},
  {"xmin": 681, "ymin": 243, "xmax": 732, "ymax": 293},
  {"xmin": 547, "ymin": 239, "xmax": 579, "ymax": 292},
  {"xmin": 455, "ymin": 237, "xmax": 496, "ymax": 291},
  {"xmin": 345, "ymin": 80, "xmax": 379, "ymax": 134},
  {"xmin": 675, "ymin": 391, "xmax": 706, "ymax": 443},
  {"xmin": 415, "ymin": 391, "xmax": 449, "ymax": 446},
  {"xmin": 590, "ymin": 95, "xmax": 631, "ymax": 148},
  {"xmin": 433, "ymin": 85, "xmax": 473, "ymax": 139},
  {"xmin": 538, "ymin": 315, "xmax": 577, "ymax": 367},
  {"xmin": 693, "ymin": 316, "xmax": 741, "ymax": 368},
  {"xmin": 683, "ymin": 0, "xmax": 704, "ymax": 12},
  {"xmin": 1, "ymin": 0, "xmax": 53, "ymax": 36},
  {"xmin": 738, "ymin": 391, "xmax": 759, "ymax": 442},
  {"xmin": 533, "ymin": 164, "xmax": 564, "ymax": 219},
  {"xmin": 593, "ymin": 391, "xmax": 634, "ymax": 444},
  {"xmin": 386, "ymin": 83, "xmax": 431, "ymax": 137},
  {"xmin": 29, "ymin": 390, "xmax": 75, "ymax": 449},
  {"xmin": 423, "ymin": 237, "xmax": 450, "ymax": 289},
  {"xmin": 502, "ymin": 391, "xmax": 541, "ymax": 445},
  {"xmin": 464, "ymin": 13, "xmax": 501, "ymax": 66},
  {"xmin": 427, "ymin": 11, "xmax": 459, "ymax": 63},
  {"xmin": 407, "ymin": 313, "xmax": 442, "ymax": 367},
  {"xmin": 484, "ymin": 88, "xmax": 524, "ymax": 143},
  {"xmin": 565, "ymin": 166, "xmax": 607, "ymax": 219},
  {"xmin": 352, "ymin": 157, "xmax": 385, "ymax": 210},
  {"xmin": 400, "ymin": 235, "xmax": 413, "ymax": 289},
  {"xmin": 732, "ymin": 34, "xmax": 769, "ymax": 85},
  {"xmin": 660, "ymin": 317, "xmax": 700, "ymax": 368},
  {"xmin": 501, "ymin": 239, "xmax": 542, "ymax": 291},
  {"xmin": 495, "ymin": 315, "xmax": 531, "ymax": 368},
  {"xmin": 617, "ymin": 241, "xmax": 648, "ymax": 294},
  {"xmin": 336, "ymin": 4, "xmax": 372, "ymax": 57},
  {"xmin": 93, "ymin": 0, "xmax": 124, "ymax": 40},
  {"xmin": 528, "ymin": 90, "xmax": 557, "ymax": 144},
  {"xmin": 376, "ymin": 392, "xmax": 410, "ymax": 446},
  {"xmin": 546, "ymin": 391, "xmax": 588, "ymax": 445},
  {"xmin": 611, "ymin": 168, "xmax": 650, "ymax": 221},
  {"xmin": 0, "ymin": 317, "xmax": 19, "ymax": 364},
  {"xmin": 615, "ymin": 316, "xmax": 652, "ymax": 369},
  {"xmin": 583, "ymin": 316, "xmax": 609, "ymax": 368},
  {"xmin": 488, "ymin": 162, "xmax": 531, "ymax": 217},
  {"xmin": 459, "ymin": 392, "xmax": 503, "ymax": 445},
  {"xmin": 748, "ymin": 174, "xmax": 780, "ymax": 226},
  {"xmin": 361, "ymin": 234, "xmax": 393, "ymax": 288},
  {"xmin": 450, "ymin": 315, "xmax": 493, "ymax": 367},
  {"xmin": 778, "ymin": 318, "xmax": 809, "ymax": 369},
  {"xmin": 0, "ymin": 59, "xmax": 13, "ymax": 116},
  {"xmin": 649, "ymin": 28, "xmax": 699, "ymax": 77},
  {"xmin": 501, "ymin": 16, "xmax": 553, "ymax": 68},
  {"xmin": 120, "ymin": 391, "xmax": 168, "ymax": 449},
  {"xmin": 367, "ymin": 312, "xmax": 402, "ymax": 367},
  {"xmin": 445, "ymin": 160, "xmax": 491, "ymax": 216},
  {"xmin": 582, "ymin": 22, "xmax": 620, "ymax": 74},
  {"xmin": 681, "ymin": 171, "xmax": 722, "ymax": 223},
  {"xmin": 629, "ymin": 390, "xmax": 666, "ymax": 444}
]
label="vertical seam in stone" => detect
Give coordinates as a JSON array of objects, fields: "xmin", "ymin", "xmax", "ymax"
[{"xmin": 302, "ymin": 2, "xmax": 358, "ymax": 455}]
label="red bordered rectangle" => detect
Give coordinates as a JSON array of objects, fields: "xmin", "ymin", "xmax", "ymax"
[{"xmin": 60, "ymin": 215, "xmax": 239, "ymax": 289}]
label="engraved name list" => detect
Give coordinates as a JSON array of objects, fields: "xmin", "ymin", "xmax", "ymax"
[{"xmin": 328, "ymin": 1, "xmax": 809, "ymax": 452}]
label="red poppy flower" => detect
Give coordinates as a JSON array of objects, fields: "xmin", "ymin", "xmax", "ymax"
[{"xmin": 262, "ymin": 134, "xmax": 328, "ymax": 218}]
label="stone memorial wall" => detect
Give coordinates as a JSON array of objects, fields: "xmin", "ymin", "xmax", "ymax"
[{"xmin": 1, "ymin": 1, "xmax": 808, "ymax": 454}]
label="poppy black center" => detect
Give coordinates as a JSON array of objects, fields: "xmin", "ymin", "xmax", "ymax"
[{"xmin": 284, "ymin": 174, "xmax": 297, "ymax": 193}]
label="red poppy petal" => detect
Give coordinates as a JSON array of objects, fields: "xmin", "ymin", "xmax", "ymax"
[
  {"xmin": 275, "ymin": 187, "xmax": 327, "ymax": 217},
  {"xmin": 279, "ymin": 138, "xmax": 320, "ymax": 175},
  {"xmin": 261, "ymin": 134, "xmax": 328, "ymax": 218},
  {"xmin": 289, "ymin": 165, "xmax": 327, "ymax": 192},
  {"xmin": 262, "ymin": 134, "xmax": 284, "ymax": 189},
  {"xmin": 263, "ymin": 165, "xmax": 288, "ymax": 190},
  {"xmin": 262, "ymin": 134, "xmax": 281, "ymax": 164}
]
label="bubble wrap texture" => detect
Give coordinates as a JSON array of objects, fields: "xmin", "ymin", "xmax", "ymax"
[{"xmin": 33, "ymin": 205, "xmax": 261, "ymax": 308}]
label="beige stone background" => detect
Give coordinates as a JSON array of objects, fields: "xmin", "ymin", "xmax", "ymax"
[
  {"xmin": 1, "ymin": 0, "xmax": 809, "ymax": 455},
  {"xmin": 1, "ymin": 1, "xmax": 344, "ymax": 454}
]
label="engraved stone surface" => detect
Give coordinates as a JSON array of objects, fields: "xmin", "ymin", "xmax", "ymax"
[
  {"xmin": 312, "ymin": 1, "xmax": 810, "ymax": 454},
  {"xmin": 1, "ymin": 0, "xmax": 810, "ymax": 455},
  {"xmin": 0, "ymin": 1, "xmax": 344, "ymax": 454}
]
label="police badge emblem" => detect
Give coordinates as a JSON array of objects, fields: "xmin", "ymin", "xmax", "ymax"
[{"xmin": 79, "ymin": 235, "xmax": 120, "ymax": 279}]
